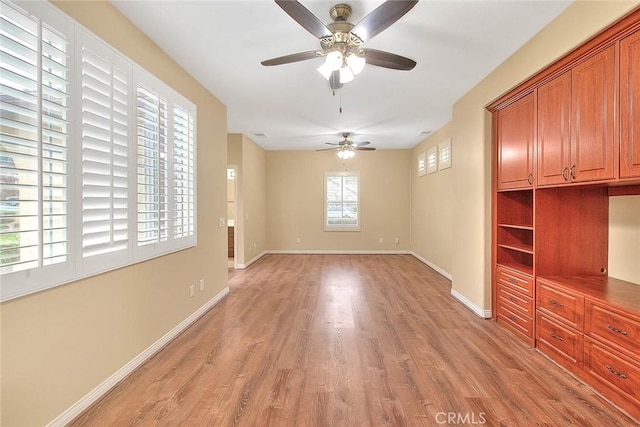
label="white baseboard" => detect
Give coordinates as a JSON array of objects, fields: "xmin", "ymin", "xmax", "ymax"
[
  {"xmin": 409, "ymin": 252, "xmax": 453, "ymax": 281},
  {"xmin": 266, "ymin": 249, "xmax": 411, "ymax": 255},
  {"xmin": 450, "ymin": 289, "xmax": 492, "ymax": 319},
  {"xmin": 47, "ymin": 286, "xmax": 230, "ymax": 427},
  {"xmin": 235, "ymin": 251, "xmax": 266, "ymax": 269}
]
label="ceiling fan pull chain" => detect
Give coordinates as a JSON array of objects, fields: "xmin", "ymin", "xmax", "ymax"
[{"xmin": 339, "ymin": 89, "xmax": 343, "ymax": 114}]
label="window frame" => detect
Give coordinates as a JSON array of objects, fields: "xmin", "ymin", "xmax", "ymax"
[
  {"xmin": 0, "ymin": 0, "xmax": 197, "ymax": 302},
  {"xmin": 324, "ymin": 171, "xmax": 360, "ymax": 232}
]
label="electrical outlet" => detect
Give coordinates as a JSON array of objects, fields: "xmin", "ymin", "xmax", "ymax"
[
  {"xmin": 199, "ymin": 279, "xmax": 205, "ymax": 291},
  {"xmin": 395, "ymin": 238, "xmax": 400, "ymax": 244},
  {"xmin": 218, "ymin": 217, "xmax": 226, "ymax": 228},
  {"xmin": 189, "ymin": 285, "xmax": 195, "ymax": 297},
  {"xmin": 379, "ymin": 237, "xmax": 384, "ymax": 244}
]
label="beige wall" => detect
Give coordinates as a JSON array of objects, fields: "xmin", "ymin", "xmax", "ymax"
[
  {"xmin": 266, "ymin": 150, "xmax": 410, "ymax": 251},
  {"xmin": 228, "ymin": 134, "xmax": 267, "ymax": 266},
  {"xmin": 609, "ymin": 196, "xmax": 640, "ymax": 283},
  {"xmin": 410, "ymin": 124, "xmax": 453, "ymax": 275},
  {"xmin": 0, "ymin": 2, "xmax": 228, "ymax": 426},
  {"xmin": 449, "ymin": 1, "xmax": 640, "ymax": 312}
]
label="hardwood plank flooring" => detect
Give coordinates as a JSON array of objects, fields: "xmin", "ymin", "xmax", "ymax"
[{"xmin": 70, "ymin": 255, "xmax": 638, "ymax": 426}]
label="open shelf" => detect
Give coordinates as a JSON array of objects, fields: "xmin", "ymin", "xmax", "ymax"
[
  {"xmin": 498, "ymin": 243, "xmax": 534, "ymax": 254},
  {"xmin": 498, "ymin": 223, "xmax": 534, "ymax": 231}
]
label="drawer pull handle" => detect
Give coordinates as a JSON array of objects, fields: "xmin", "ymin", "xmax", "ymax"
[
  {"xmin": 606, "ymin": 324, "xmax": 628, "ymax": 336},
  {"xmin": 508, "ymin": 296, "xmax": 518, "ymax": 303},
  {"xmin": 550, "ymin": 299, "xmax": 564, "ymax": 308},
  {"xmin": 507, "ymin": 278, "xmax": 518, "ymax": 284},
  {"xmin": 507, "ymin": 314, "xmax": 517, "ymax": 322},
  {"xmin": 549, "ymin": 332, "xmax": 564, "ymax": 342},
  {"xmin": 606, "ymin": 364, "xmax": 628, "ymax": 380}
]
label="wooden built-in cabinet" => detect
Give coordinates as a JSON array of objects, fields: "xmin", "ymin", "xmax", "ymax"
[
  {"xmin": 537, "ymin": 47, "xmax": 616, "ymax": 186},
  {"xmin": 496, "ymin": 93, "xmax": 536, "ymax": 190},
  {"xmin": 620, "ymin": 30, "xmax": 640, "ymax": 179},
  {"xmin": 490, "ymin": 11, "xmax": 640, "ymax": 423},
  {"xmin": 535, "ymin": 277, "xmax": 640, "ymax": 420}
]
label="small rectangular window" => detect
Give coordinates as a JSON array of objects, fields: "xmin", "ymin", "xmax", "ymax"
[{"xmin": 324, "ymin": 172, "xmax": 360, "ymax": 231}]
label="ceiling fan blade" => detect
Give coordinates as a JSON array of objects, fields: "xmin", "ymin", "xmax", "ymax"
[
  {"xmin": 362, "ymin": 48, "xmax": 416, "ymax": 70},
  {"xmin": 351, "ymin": 0, "xmax": 418, "ymax": 42},
  {"xmin": 275, "ymin": 0, "xmax": 332, "ymax": 39},
  {"xmin": 316, "ymin": 147, "xmax": 339, "ymax": 152},
  {"xmin": 353, "ymin": 141, "xmax": 371, "ymax": 147},
  {"xmin": 354, "ymin": 147, "xmax": 376, "ymax": 151},
  {"xmin": 261, "ymin": 50, "xmax": 319, "ymax": 66}
]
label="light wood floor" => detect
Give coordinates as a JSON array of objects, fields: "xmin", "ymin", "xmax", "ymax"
[{"xmin": 71, "ymin": 255, "xmax": 638, "ymax": 426}]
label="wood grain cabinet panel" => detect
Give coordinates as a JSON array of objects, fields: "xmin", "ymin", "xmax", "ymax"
[
  {"xmin": 498, "ymin": 284, "xmax": 534, "ymax": 317},
  {"xmin": 570, "ymin": 46, "xmax": 616, "ymax": 183},
  {"xmin": 584, "ymin": 336, "xmax": 640, "ymax": 416},
  {"xmin": 537, "ymin": 279, "xmax": 584, "ymax": 331},
  {"xmin": 620, "ymin": 30, "xmax": 640, "ymax": 179},
  {"xmin": 537, "ymin": 72, "xmax": 571, "ymax": 186},
  {"xmin": 585, "ymin": 300, "xmax": 640, "ymax": 357},
  {"xmin": 496, "ymin": 265, "xmax": 534, "ymax": 297},
  {"xmin": 536, "ymin": 312, "xmax": 583, "ymax": 375},
  {"xmin": 497, "ymin": 93, "xmax": 536, "ymax": 190}
]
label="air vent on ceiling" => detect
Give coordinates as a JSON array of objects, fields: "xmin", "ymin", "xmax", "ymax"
[
  {"xmin": 419, "ymin": 130, "xmax": 432, "ymax": 136},
  {"xmin": 254, "ymin": 132, "xmax": 268, "ymax": 138}
]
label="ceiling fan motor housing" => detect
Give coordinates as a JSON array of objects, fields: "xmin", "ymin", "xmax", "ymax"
[{"xmin": 330, "ymin": 4, "xmax": 352, "ymax": 22}]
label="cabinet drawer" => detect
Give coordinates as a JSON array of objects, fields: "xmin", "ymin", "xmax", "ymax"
[
  {"xmin": 584, "ymin": 337, "xmax": 640, "ymax": 404},
  {"xmin": 498, "ymin": 303, "xmax": 534, "ymax": 339},
  {"xmin": 497, "ymin": 284, "xmax": 533, "ymax": 317},
  {"xmin": 536, "ymin": 312, "xmax": 583, "ymax": 374},
  {"xmin": 585, "ymin": 301, "xmax": 640, "ymax": 357},
  {"xmin": 496, "ymin": 265, "xmax": 534, "ymax": 297},
  {"xmin": 536, "ymin": 280, "xmax": 584, "ymax": 331}
]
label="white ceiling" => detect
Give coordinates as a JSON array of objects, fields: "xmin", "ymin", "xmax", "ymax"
[{"xmin": 112, "ymin": 0, "xmax": 571, "ymax": 150}]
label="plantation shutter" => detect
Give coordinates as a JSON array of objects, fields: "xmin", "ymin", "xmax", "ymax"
[
  {"xmin": 136, "ymin": 85, "xmax": 169, "ymax": 247},
  {"xmin": 172, "ymin": 106, "xmax": 195, "ymax": 239},
  {"xmin": 0, "ymin": 1, "xmax": 70, "ymax": 273},
  {"xmin": 80, "ymin": 33, "xmax": 130, "ymax": 260}
]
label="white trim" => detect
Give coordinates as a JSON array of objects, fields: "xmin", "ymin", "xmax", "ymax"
[
  {"xmin": 47, "ymin": 286, "xmax": 230, "ymax": 427},
  {"xmin": 235, "ymin": 250, "xmax": 267, "ymax": 269},
  {"xmin": 450, "ymin": 289, "xmax": 492, "ymax": 319},
  {"xmin": 409, "ymin": 252, "xmax": 453, "ymax": 281},
  {"xmin": 267, "ymin": 249, "xmax": 411, "ymax": 255}
]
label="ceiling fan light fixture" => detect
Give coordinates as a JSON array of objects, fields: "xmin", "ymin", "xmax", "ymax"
[
  {"xmin": 347, "ymin": 54, "xmax": 365, "ymax": 75},
  {"xmin": 317, "ymin": 61, "xmax": 334, "ymax": 79},
  {"xmin": 339, "ymin": 65, "xmax": 354, "ymax": 84},
  {"xmin": 336, "ymin": 147, "xmax": 355, "ymax": 159},
  {"xmin": 325, "ymin": 51, "xmax": 343, "ymax": 71}
]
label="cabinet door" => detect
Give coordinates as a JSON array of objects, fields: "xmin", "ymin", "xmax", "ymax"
[
  {"xmin": 497, "ymin": 92, "xmax": 536, "ymax": 190},
  {"xmin": 621, "ymin": 30, "xmax": 640, "ymax": 178},
  {"xmin": 570, "ymin": 46, "xmax": 616, "ymax": 182},
  {"xmin": 537, "ymin": 72, "xmax": 571, "ymax": 186}
]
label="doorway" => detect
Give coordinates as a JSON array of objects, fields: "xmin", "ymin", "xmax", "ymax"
[{"xmin": 227, "ymin": 166, "xmax": 237, "ymax": 269}]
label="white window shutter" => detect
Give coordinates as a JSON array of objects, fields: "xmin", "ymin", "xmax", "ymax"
[
  {"xmin": 80, "ymin": 32, "xmax": 130, "ymax": 263},
  {"xmin": 172, "ymin": 106, "xmax": 195, "ymax": 239}
]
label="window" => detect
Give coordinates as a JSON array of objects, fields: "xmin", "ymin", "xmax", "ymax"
[
  {"xmin": 0, "ymin": 0, "xmax": 197, "ymax": 301},
  {"xmin": 324, "ymin": 172, "xmax": 360, "ymax": 231}
]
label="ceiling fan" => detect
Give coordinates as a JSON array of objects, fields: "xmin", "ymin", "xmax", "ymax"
[
  {"xmin": 261, "ymin": 0, "xmax": 418, "ymax": 89},
  {"xmin": 316, "ymin": 132, "xmax": 376, "ymax": 158}
]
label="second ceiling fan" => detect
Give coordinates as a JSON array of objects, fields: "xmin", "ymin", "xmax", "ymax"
[{"xmin": 261, "ymin": 0, "xmax": 418, "ymax": 89}]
